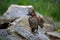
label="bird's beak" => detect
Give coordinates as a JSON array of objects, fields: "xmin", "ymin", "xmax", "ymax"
[{"xmin": 27, "ymin": 13, "xmax": 31, "ymax": 16}]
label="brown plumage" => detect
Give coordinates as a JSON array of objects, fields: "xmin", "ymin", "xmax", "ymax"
[
  {"xmin": 28, "ymin": 8, "xmax": 44, "ymax": 33},
  {"xmin": 28, "ymin": 8, "xmax": 38, "ymax": 33},
  {"xmin": 28, "ymin": 16, "xmax": 38, "ymax": 33},
  {"xmin": 38, "ymin": 16, "xmax": 44, "ymax": 28}
]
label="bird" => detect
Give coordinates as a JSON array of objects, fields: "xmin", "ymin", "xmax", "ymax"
[
  {"xmin": 27, "ymin": 8, "xmax": 45, "ymax": 34},
  {"xmin": 28, "ymin": 8, "xmax": 38, "ymax": 34}
]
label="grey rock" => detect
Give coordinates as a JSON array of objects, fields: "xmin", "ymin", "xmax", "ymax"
[
  {"xmin": 3, "ymin": 4, "xmax": 33, "ymax": 19},
  {"xmin": 7, "ymin": 32, "xmax": 25, "ymax": 40},
  {"xmin": 42, "ymin": 16, "xmax": 55, "ymax": 32},
  {"xmin": 47, "ymin": 31, "xmax": 60, "ymax": 38},
  {"xmin": 7, "ymin": 17, "xmax": 50, "ymax": 40},
  {"xmin": 7, "ymin": 25, "xmax": 50, "ymax": 40},
  {"xmin": 0, "ymin": 29, "xmax": 11, "ymax": 40}
]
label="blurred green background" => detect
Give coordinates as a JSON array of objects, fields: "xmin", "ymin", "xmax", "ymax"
[{"xmin": 0, "ymin": 0, "xmax": 60, "ymax": 21}]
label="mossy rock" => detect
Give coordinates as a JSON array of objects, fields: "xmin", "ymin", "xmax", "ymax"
[{"xmin": 57, "ymin": 29, "xmax": 60, "ymax": 32}]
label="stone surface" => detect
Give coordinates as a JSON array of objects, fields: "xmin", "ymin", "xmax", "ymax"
[
  {"xmin": 7, "ymin": 32, "xmax": 25, "ymax": 40},
  {"xmin": 3, "ymin": 4, "xmax": 33, "ymax": 19},
  {"xmin": 0, "ymin": 4, "xmax": 41, "ymax": 24},
  {"xmin": 42, "ymin": 16, "xmax": 55, "ymax": 32},
  {"xmin": 0, "ymin": 29, "xmax": 10, "ymax": 40},
  {"xmin": 7, "ymin": 16, "xmax": 30, "ymax": 32},
  {"xmin": 43, "ymin": 23, "xmax": 54, "ymax": 32},
  {"xmin": 7, "ymin": 16, "xmax": 50, "ymax": 40},
  {"xmin": 47, "ymin": 32, "xmax": 60, "ymax": 38},
  {"xmin": 7, "ymin": 25, "xmax": 50, "ymax": 40}
]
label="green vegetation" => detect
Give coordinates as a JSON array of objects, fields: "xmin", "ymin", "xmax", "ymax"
[
  {"xmin": 0, "ymin": 36, "xmax": 2, "ymax": 40},
  {"xmin": 57, "ymin": 26, "xmax": 60, "ymax": 32},
  {"xmin": 0, "ymin": 0, "xmax": 60, "ymax": 21}
]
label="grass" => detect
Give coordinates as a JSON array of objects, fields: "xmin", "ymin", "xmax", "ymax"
[{"xmin": 0, "ymin": 0, "xmax": 60, "ymax": 21}]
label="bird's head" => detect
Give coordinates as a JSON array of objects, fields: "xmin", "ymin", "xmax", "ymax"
[{"xmin": 27, "ymin": 8, "xmax": 37, "ymax": 17}]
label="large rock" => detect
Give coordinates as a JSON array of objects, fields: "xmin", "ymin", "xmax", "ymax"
[
  {"xmin": 3, "ymin": 4, "xmax": 33, "ymax": 19},
  {"xmin": 0, "ymin": 4, "xmax": 40, "ymax": 24},
  {"xmin": 7, "ymin": 16, "xmax": 50, "ymax": 40},
  {"xmin": 42, "ymin": 16, "xmax": 55, "ymax": 32},
  {"xmin": 47, "ymin": 32, "xmax": 60, "ymax": 38},
  {"xmin": 7, "ymin": 25, "xmax": 50, "ymax": 40},
  {"xmin": 7, "ymin": 16, "xmax": 31, "ymax": 32},
  {"xmin": 43, "ymin": 23, "xmax": 54, "ymax": 32},
  {"xmin": 0, "ymin": 4, "xmax": 33, "ymax": 24},
  {"xmin": 46, "ymin": 32, "xmax": 60, "ymax": 40}
]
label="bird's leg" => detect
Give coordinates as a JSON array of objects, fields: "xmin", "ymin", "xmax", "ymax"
[
  {"xmin": 31, "ymin": 28, "xmax": 35, "ymax": 32},
  {"xmin": 35, "ymin": 27, "xmax": 39, "ymax": 34},
  {"xmin": 31, "ymin": 27, "xmax": 38, "ymax": 34},
  {"xmin": 31, "ymin": 28, "xmax": 35, "ymax": 34}
]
